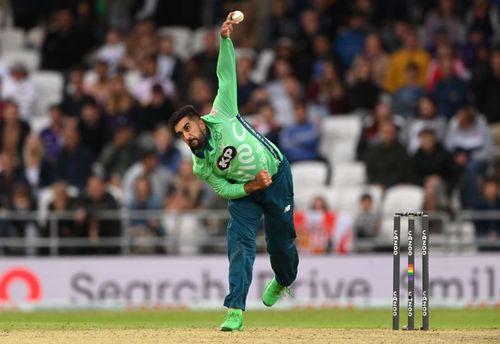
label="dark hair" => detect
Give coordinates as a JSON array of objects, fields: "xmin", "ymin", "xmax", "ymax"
[
  {"xmin": 360, "ymin": 193, "xmax": 373, "ymax": 202},
  {"xmin": 168, "ymin": 105, "xmax": 201, "ymax": 132}
]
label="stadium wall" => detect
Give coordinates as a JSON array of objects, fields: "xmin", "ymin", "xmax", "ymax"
[{"xmin": 0, "ymin": 255, "xmax": 499, "ymax": 310}]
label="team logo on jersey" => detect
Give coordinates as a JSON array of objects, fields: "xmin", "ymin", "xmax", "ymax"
[{"xmin": 217, "ymin": 146, "xmax": 237, "ymax": 170}]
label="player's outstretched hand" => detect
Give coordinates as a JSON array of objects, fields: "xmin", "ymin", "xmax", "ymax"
[{"xmin": 220, "ymin": 12, "xmax": 240, "ymax": 38}]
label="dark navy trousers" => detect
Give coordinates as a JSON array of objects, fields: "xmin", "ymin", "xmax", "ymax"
[{"xmin": 223, "ymin": 158, "xmax": 299, "ymax": 310}]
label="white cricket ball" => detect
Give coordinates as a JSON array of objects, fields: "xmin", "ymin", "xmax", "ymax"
[{"xmin": 231, "ymin": 11, "xmax": 244, "ymax": 23}]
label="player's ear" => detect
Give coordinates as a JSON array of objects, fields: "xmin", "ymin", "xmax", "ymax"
[{"xmin": 198, "ymin": 118, "xmax": 206, "ymax": 130}]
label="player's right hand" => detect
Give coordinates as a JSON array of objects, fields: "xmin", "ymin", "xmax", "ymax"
[
  {"xmin": 255, "ymin": 169, "xmax": 272, "ymax": 189},
  {"xmin": 220, "ymin": 13, "xmax": 239, "ymax": 38}
]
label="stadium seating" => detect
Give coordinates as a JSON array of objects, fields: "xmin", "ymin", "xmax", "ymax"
[
  {"xmin": 0, "ymin": 28, "xmax": 25, "ymax": 52},
  {"xmin": 335, "ymin": 185, "xmax": 383, "ymax": 214},
  {"xmin": 331, "ymin": 161, "xmax": 366, "ymax": 186},
  {"xmin": 319, "ymin": 115, "xmax": 362, "ymax": 165},
  {"xmin": 291, "ymin": 160, "xmax": 329, "ymax": 187},
  {"xmin": 158, "ymin": 26, "xmax": 192, "ymax": 60},
  {"xmin": 32, "ymin": 71, "xmax": 64, "ymax": 117},
  {"xmin": 294, "ymin": 185, "xmax": 338, "ymax": 211},
  {"xmin": 1, "ymin": 49, "xmax": 40, "ymax": 71}
]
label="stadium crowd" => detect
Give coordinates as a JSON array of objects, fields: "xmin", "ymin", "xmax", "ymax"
[{"xmin": 1, "ymin": 0, "xmax": 500, "ymax": 255}]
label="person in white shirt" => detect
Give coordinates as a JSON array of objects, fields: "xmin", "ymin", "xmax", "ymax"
[{"xmin": 2, "ymin": 64, "xmax": 36, "ymax": 121}]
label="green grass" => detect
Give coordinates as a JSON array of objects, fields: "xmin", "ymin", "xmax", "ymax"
[{"xmin": 0, "ymin": 308, "xmax": 499, "ymax": 330}]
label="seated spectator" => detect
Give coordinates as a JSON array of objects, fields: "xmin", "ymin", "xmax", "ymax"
[
  {"xmin": 350, "ymin": 32, "xmax": 389, "ymax": 89},
  {"xmin": 122, "ymin": 19, "xmax": 158, "ymax": 71},
  {"xmin": 157, "ymin": 35, "xmax": 185, "ymax": 93},
  {"xmin": 127, "ymin": 175, "xmax": 165, "ymax": 254},
  {"xmin": 445, "ymin": 105, "xmax": 493, "ymax": 208},
  {"xmin": 423, "ymin": 0, "xmax": 464, "ymax": 51},
  {"xmin": 61, "ymin": 67, "xmax": 97, "ymax": 117},
  {"xmin": 334, "ymin": 11, "xmax": 369, "ymax": 68},
  {"xmin": 122, "ymin": 146, "xmax": 173, "ymax": 206},
  {"xmin": 55, "ymin": 127, "xmax": 93, "ymax": 190},
  {"xmin": 391, "ymin": 63, "xmax": 425, "ymax": 117},
  {"xmin": 0, "ymin": 182, "xmax": 36, "ymax": 256},
  {"xmin": 346, "ymin": 58, "xmax": 381, "ymax": 112},
  {"xmin": 0, "ymin": 152, "xmax": 29, "ymax": 209},
  {"xmin": 97, "ymin": 119, "xmax": 140, "ymax": 183},
  {"xmin": 426, "ymin": 44, "xmax": 468, "ymax": 92},
  {"xmin": 40, "ymin": 104, "xmax": 66, "ymax": 163},
  {"xmin": 83, "ymin": 60, "xmax": 111, "ymax": 105},
  {"xmin": 78, "ymin": 101, "xmax": 110, "ymax": 158},
  {"xmin": 251, "ymin": 103, "xmax": 282, "ymax": 146},
  {"xmin": 366, "ymin": 121, "xmax": 409, "ymax": 189},
  {"xmin": 353, "ymin": 193, "xmax": 380, "ymax": 240},
  {"xmin": 21, "ymin": 134, "xmax": 54, "ymax": 196},
  {"xmin": 104, "ymin": 74, "xmax": 136, "ymax": 132},
  {"xmin": 189, "ymin": 30, "xmax": 220, "ymax": 89},
  {"xmin": 406, "ymin": 95, "xmax": 447, "ymax": 154},
  {"xmin": 154, "ymin": 124, "xmax": 182, "ymax": 174},
  {"xmin": 470, "ymin": 47, "xmax": 500, "ymax": 143},
  {"xmin": 237, "ymin": 53, "xmax": 259, "ymax": 115},
  {"xmin": 0, "ymin": 100, "xmax": 31, "ymax": 159},
  {"xmin": 134, "ymin": 84, "xmax": 174, "ymax": 134},
  {"xmin": 266, "ymin": 59, "xmax": 295, "ymax": 123},
  {"xmin": 187, "ymin": 77, "xmax": 215, "ymax": 115},
  {"xmin": 473, "ymin": 177, "xmax": 500, "ymax": 243},
  {"xmin": 133, "ymin": 55, "xmax": 175, "ymax": 105},
  {"xmin": 74, "ymin": 175, "xmax": 120, "ymax": 255},
  {"xmin": 306, "ymin": 60, "xmax": 347, "ymax": 118},
  {"xmin": 1, "ymin": 63, "xmax": 36, "ymax": 121},
  {"xmin": 95, "ymin": 28, "xmax": 126, "ymax": 74},
  {"xmin": 384, "ymin": 27, "xmax": 430, "ymax": 93},
  {"xmin": 164, "ymin": 159, "xmax": 206, "ymax": 211},
  {"xmin": 434, "ymin": 57, "xmax": 468, "ymax": 119},
  {"xmin": 279, "ymin": 102, "xmax": 321, "ymax": 163},
  {"xmin": 43, "ymin": 181, "xmax": 79, "ymax": 255}
]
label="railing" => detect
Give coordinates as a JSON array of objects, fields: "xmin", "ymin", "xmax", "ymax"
[{"xmin": 0, "ymin": 209, "xmax": 499, "ymax": 255}]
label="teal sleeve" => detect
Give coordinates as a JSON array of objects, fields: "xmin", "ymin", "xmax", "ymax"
[
  {"xmin": 212, "ymin": 37, "xmax": 238, "ymax": 119},
  {"xmin": 205, "ymin": 173, "xmax": 248, "ymax": 200}
]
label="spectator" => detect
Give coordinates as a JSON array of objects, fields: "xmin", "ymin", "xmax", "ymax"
[
  {"xmin": 0, "ymin": 100, "xmax": 31, "ymax": 159},
  {"xmin": 188, "ymin": 77, "xmax": 214, "ymax": 115},
  {"xmin": 350, "ymin": 32, "xmax": 389, "ymax": 88},
  {"xmin": 1, "ymin": 64, "xmax": 36, "ymax": 121},
  {"xmin": 164, "ymin": 159, "xmax": 206, "ymax": 210},
  {"xmin": 471, "ymin": 47, "xmax": 500, "ymax": 143},
  {"xmin": 97, "ymin": 119, "xmax": 140, "ymax": 182},
  {"xmin": 260, "ymin": 0, "xmax": 299, "ymax": 48},
  {"xmin": 406, "ymin": 95, "xmax": 447, "ymax": 154},
  {"xmin": 346, "ymin": 58, "xmax": 381, "ymax": 112},
  {"xmin": 306, "ymin": 60, "xmax": 347, "ymax": 118},
  {"xmin": 353, "ymin": 193, "xmax": 380, "ymax": 240},
  {"xmin": 133, "ymin": 55, "xmax": 175, "ymax": 105},
  {"xmin": 21, "ymin": 134, "xmax": 54, "ymax": 196},
  {"xmin": 154, "ymin": 124, "xmax": 182, "ymax": 174},
  {"xmin": 423, "ymin": 0, "xmax": 465, "ymax": 49},
  {"xmin": 95, "ymin": 28, "xmax": 126, "ymax": 74},
  {"xmin": 43, "ymin": 181, "xmax": 80, "ymax": 255},
  {"xmin": 157, "ymin": 35, "xmax": 185, "ymax": 93},
  {"xmin": 251, "ymin": 103, "xmax": 282, "ymax": 146},
  {"xmin": 366, "ymin": 121, "xmax": 409, "ymax": 189},
  {"xmin": 190, "ymin": 30, "xmax": 219, "ymax": 88},
  {"xmin": 465, "ymin": 0, "xmax": 500, "ymax": 45},
  {"xmin": 61, "ymin": 67, "xmax": 97, "ymax": 117},
  {"xmin": 122, "ymin": 19, "xmax": 158, "ymax": 71},
  {"xmin": 104, "ymin": 74, "xmax": 136, "ymax": 132},
  {"xmin": 384, "ymin": 27, "xmax": 430, "ymax": 93},
  {"xmin": 83, "ymin": 60, "xmax": 111, "ymax": 105},
  {"xmin": 41, "ymin": 9, "xmax": 96, "ymax": 71},
  {"xmin": 40, "ymin": 104, "xmax": 66, "ymax": 163},
  {"xmin": 236, "ymin": 53, "xmax": 259, "ymax": 114},
  {"xmin": 0, "ymin": 152, "xmax": 29, "ymax": 209},
  {"xmin": 127, "ymin": 175, "xmax": 165, "ymax": 254},
  {"xmin": 55, "ymin": 127, "xmax": 93, "ymax": 191},
  {"xmin": 279, "ymin": 102, "xmax": 321, "ymax": 163},
  {"xmin": 122, "ymin": 146, "xmax": 173, "ymax": 205},
  {"xmin": 473, "ymin": 177, "xmax": 500, "ymax": 242},
  {"xmin": 134, "ymin": 84, "xmax": 174, "ymax": 133},
  {"xmin": 334, "ymin": 11, "xmax": 369, "ymax": 68},
  {"xmin": 78, "ymin": 101, "xmax": 110, "ymax": 158},
  {"xmin": 426, "ymin": 44, "xmax": 468, "ymax": 92},
  {"xmin": 75, "ymin": 175, "xmax": 121, "ymax": 255},
  {"xmin": 445, "ymin": 105, "xmax": 493, "ymax": 208},
  {"xmin": 391, "ymin": 63, "xmax": 425, "ymax": 117},
  {"xmin": 434, "ymin": 58, "xmax": 468, "ymax": 119},
  {"xmin": 266, "ymin": 59, "xmax": 300, "ymax": 123}
]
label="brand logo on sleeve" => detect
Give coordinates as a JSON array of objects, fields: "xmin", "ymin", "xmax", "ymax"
[{"xmin": 217, "ymin": 146, "xmax": 237, "ymax": 170}]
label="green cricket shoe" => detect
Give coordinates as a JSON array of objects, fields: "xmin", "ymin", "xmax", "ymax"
[
  {"xmin": 262, "ymin": 276, "xmax": 290, "ymax": 307},
  {"xmin": 220, "ymin": 309, "xmax": 244, "ymax": 331}
]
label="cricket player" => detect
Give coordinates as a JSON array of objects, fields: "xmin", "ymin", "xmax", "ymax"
[{"xmin": 168, "ymin": 13, "xmax": 299, "ymax": 331}]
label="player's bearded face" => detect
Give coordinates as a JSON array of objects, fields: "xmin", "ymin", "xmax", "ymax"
[
  {"xmin": 176, "ymin": 118, "xmax": 206, "ymax": 150},
  {"xmin": 187, "ymin": 128, "xmax": 206, "ymax": 150}
]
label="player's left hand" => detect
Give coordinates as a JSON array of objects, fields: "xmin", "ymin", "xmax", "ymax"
[{"xmin": 220, "ymin": 12, "xmax": 240, "ymax": 38}]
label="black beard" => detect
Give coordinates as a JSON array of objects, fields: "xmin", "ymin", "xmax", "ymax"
[{"xmin": 189, "ymin": 137, "xmax": 205, "ymax": 150}]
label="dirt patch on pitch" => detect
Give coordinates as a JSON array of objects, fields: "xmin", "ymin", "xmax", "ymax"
[{"xmin": 1, "ymin": 328, "xmax": 499, "ymax": 343}]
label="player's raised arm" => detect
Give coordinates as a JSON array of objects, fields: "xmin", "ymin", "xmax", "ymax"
[{"xmin": 212, "ymin": 13, "xmax": 240, "ymax": 119}]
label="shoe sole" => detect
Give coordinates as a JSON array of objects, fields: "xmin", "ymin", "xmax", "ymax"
[{"xmin": 220, "ymin": 325, "xmax": 244, "ymax": 332}]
